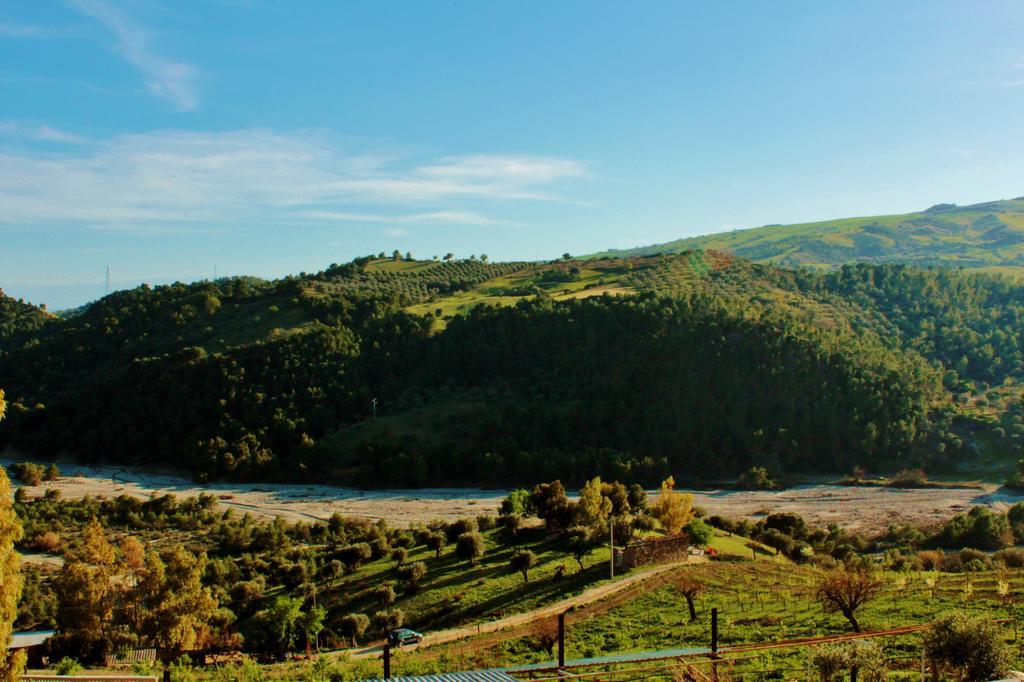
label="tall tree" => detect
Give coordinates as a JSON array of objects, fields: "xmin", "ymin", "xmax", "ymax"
[
  {"xmin": 651, "ymin": 477, "xmax": 693, "ymax": 535},
  {"xmin": 54, "ymin": 518, "xmax": 117, "ymax": 641},
  {"xmin": 0, "ymin": 388, "xmax": 28, "ymax": 681}
]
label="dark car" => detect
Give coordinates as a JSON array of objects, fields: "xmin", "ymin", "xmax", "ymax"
[{"xmin": 387, "ymin": 628, "xmax": 424, "ymax": 647}]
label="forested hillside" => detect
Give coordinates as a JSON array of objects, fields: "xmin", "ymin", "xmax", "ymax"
[
  {"xmin": 1, "ymin": 252, "xmax": 1021, "ymax": 486},
  {"xmin": 589, "ymin": 198, "xmax": 1024, "ymax": 275},
  {"xmin": 0, "ymin": 290, "xmax": 52, "ymax": 339}
]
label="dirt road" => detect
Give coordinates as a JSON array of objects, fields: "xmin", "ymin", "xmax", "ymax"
[{"xmin": 343, "ymin": 559, "xmax": 690, "ymax": 660}]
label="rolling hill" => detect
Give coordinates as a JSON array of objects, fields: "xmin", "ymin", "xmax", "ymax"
[
  {"xmin": 588, "ymin": 197, "xmax": 1024, "ymax": 276},
  {"xmin": 1, "ymin": 252, "xmax": 1021, "ymax": 486}
]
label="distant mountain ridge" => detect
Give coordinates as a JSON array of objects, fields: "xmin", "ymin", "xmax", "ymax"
[{"xmin": 588, "ymin": 197, "xmax": 1024, "ymax": 275}]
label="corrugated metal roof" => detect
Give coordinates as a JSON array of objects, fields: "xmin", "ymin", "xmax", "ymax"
[
  {"xmin": 7, "ymin": 630, "xmax": 55, "ymax": 649},
  {"xmin": 357, "ymin": 646, "xmax": 713, "ymax": 681},
  {"xmin": 360, "ymin": 671, "xmax": 518, "ymax": 682}
]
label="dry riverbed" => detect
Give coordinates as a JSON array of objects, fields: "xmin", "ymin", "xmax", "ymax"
[{"xmin": 4, "ymin": 459, "xmax": 1020, "ymax": 532}]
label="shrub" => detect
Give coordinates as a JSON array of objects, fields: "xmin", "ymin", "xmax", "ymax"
[
  {"xmin": 456, "ymin": 531, "xmax": 486, "ymax": 565},
  {"xmin": 390, "ymin": 547, "xmax": 408, "ymax": 566},
  {"xmin": 476, "ymin": 515, "xmax": 497, "ymax": 531},
  {"xmin": 10, "ymin": 462, "xmax": 43, "ymax": 486},
  {"xmin": 425, "ymin": 532, "xmax": 446, "ymax": 557},
  {"xmin": 54, "ymin": 658, "xmax": 83, "ymax": 675},
  {"xmin": 924, "ymin": 613, "xmax": 1010, "ymax": 680},
  {"xmin": 337, "ymin": 613, "xmax": 370, "ymax": 646},
  {"xmin": 683, "ymin": 517, "xmax": 713, "ymax": 547},
  {"xmin": 501, "ymin": 513, "xmax": 523, "ymax": 537},
  {"xmin": 500, "ymin": 489, "xmax": 533, "ymax": 517},
  {"xmin": 446, "ymin": 518, "xmax": 478, "ymax": 543},
  {"xmin": 510, "ymin": 550, "xmax": 537, "ymax": 582},
  {"xmin": 43, "ymin": 463, "xmax": 59, "ymax": 481},
  {"xmin": 373, "ymin": 609, "xmax": 404, "ymax": 637},
  {"xmin": 917, "ymin": 550, "xmax": 943, "ymax": 571},
  {"xmin": 995, "ymin": 547, "xmax": 1024, "ymax": 568},
  {"xmin": 811, "ymin": 640, "xmax": 885, "ymax": 682},
  {"xmin": 888, "ymin": 468, "xmax": 928, "ymax": 488},
  {"xmin": 373, "ymin": 583, "xmax": 396, "ymax": 608},
  {"xmin": 31, "ymin": 531, "xmax": 61, "ymax": 553},
  {"xmin": 397, "ymin": 561, "xmax": 427, "ymax": 592},
  {"xmin": 959, "ymin": 548, "xmax": 991, "ymax": 570},
  {"xmin": 530, "ymin": 618, "xmax": 559, "ymax": 655},
  {"xmin": 737, "ymin": 466, "xmax": 776, "ymax": 490}
]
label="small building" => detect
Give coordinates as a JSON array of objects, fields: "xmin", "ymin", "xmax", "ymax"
[
  {"xmin": 6, "ymin": 629, "xmax": 54, "ymax": 668},
  {"xmin": 615, "ymin": 533, "xmax": 690, "ymax": 569}
]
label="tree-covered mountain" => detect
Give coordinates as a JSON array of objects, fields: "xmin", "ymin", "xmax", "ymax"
[
  {"xmin": 588, "ymin": 198, "xmax": 1024, "ymax": 275},
  {"xmin": 0, "ymin": 290, "xmax": 52, "ymax": 339},
  {"xmin": 0, "ymin": 252, "xmax": 1020, "ymax": 486}
]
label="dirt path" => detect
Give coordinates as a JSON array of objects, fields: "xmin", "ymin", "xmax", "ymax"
[{"xmin": 343, "ymin": 559, "xmax": 690, "ymax": 660}]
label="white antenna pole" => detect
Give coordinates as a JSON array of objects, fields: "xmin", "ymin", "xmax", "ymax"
[{"xmin": 105, "ymin": 265, "xmax": 111, "ymax": 296}]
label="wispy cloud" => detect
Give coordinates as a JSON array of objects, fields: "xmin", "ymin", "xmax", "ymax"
[
  {"xmin": 0, "ymin": 23, "xmax": 42, "ymax": 37},
  {"xmin": 68, "ymin": 0, "xmax": 199, "ymax": 111},
  {"xmin": 301, "ymin": 210, "xmax": 504, "ymax": 226},
  {"xmin": 0, "ymin": 128, "xmax": 586, "ymax": 232},
  {"xmin": 0, "ymin": 120, "xmax": 88, "ymax": 144}
]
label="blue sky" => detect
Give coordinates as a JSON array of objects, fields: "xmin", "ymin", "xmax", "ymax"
[{"xmin": 3, "ymin": 1, "xmax": 1024, "ymax": 308}]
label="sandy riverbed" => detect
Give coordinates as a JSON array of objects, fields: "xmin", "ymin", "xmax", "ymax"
[{"xmin": 4, "ymin": 459, "xmax": 1019, "ymax": 532}]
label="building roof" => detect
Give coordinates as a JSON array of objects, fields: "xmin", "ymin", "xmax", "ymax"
[
  {"xmin": 7, "ymin": 630, "xmax": 55, "ymax": 650},
  {"xmin": 361, "ymin": 671, "xmax": 519, "ymax": 682}
]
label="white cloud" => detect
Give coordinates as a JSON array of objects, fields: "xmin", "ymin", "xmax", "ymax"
[
  {"xmin": 0, "ymin": 128, "xmax": 586, "ymax": 231},
  {"xmin": 69, "ymin": 0, "xmax": 199, "ymax": 111}
]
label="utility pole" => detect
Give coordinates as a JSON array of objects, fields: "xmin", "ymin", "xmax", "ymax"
[
  {"xmin": 372, "ymin": 398, "xmax": 378, "ymax": 419},
  {"xmin": 105, "ymin": 265, "xmax": 111, "ymax": 296}
]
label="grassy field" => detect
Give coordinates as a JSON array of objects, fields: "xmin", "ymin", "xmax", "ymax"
[
  {"xmin": 587, "ymin": 197, "xmax": 1024, "ymax": 271},
  {"xmin": 404, "ymin": 262, "xmax": 634, "ymax": 324},
  {"xmin": 352, "ymin": 561, "xmax": 1024, "ymax": 680}
]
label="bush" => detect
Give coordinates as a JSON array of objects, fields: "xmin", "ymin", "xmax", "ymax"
[
  {"xmin": 509, "ymin": 549, "xmax": 537, "ymax": 582},
  {"xmin": 683, "ymin": 517, "xmax": 713, "ymax": 547},
  {"xmin": 337, "ymin": 613, "xmax": 370, "ymax": 646},
  {"xmin": 397, "ymin": 561, "xmax": 427, "ymax": 592},
  {"xmin": 373, "ymin": 609, "xmax": 404, "ymax": 636},
  {"xmin": 737, "ymin": 466, "xmax": 776, "ymax": 490},
  {"xmin": 888, "ymin": 468, "xmax": 928, "ymax": 487},
  {"xmin": 456, "ymin": 531, "xmax": 486, "ymax": 565},
  {"xmin": 995, "ymin": 547, "xmax": 1024, "ymax": 568},
  {"xmin": 959, "ymin": 548, "xmax": 991, "ymax": 570},
  {"xmin": 446, "ymin": 518, "xmax": 478, "ymax": 543},
  {"xmin": 812, "ymin": 640, "xmax": 885, "ymax": 682},
  {"xmin": 500, "ymin": 489, "xmax": 533, "ymax": 517},
  {"xmin": 917, "ymin": 550, "xmax": 943, "ymax": 571},
  {"xmin": 31, "ymin": 531, "xmax": 61, "ymax": 552},
  {"xmin": 54, "ymin": 658, "xmax": 83, "ymax": 675},
  {"xmin": 373, "ymin": 583, "xmax": 396, "ymax": 608},
  {"xmin": 476, "ymin": 515, "xmax": 497, "ymax": 531},
  {"xmin": 10, "ymin": 462, "xmax": 43, "ymax": 486},
  {"xmin": 44, "ymin": 463, "xmax": 59, "ymax": 481},
  {"xmin": 924, "ymin": 613, "xmax": 1010, "ymax": 680}
]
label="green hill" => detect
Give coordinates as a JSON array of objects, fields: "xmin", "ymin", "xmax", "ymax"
[
  {"xmin": 588, "ymin": 197, "xmax": 1024, "ymax": 275},
  {"xmin": 1, "ymin": 252, "xmax": 1022, "ymax": 486}
]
